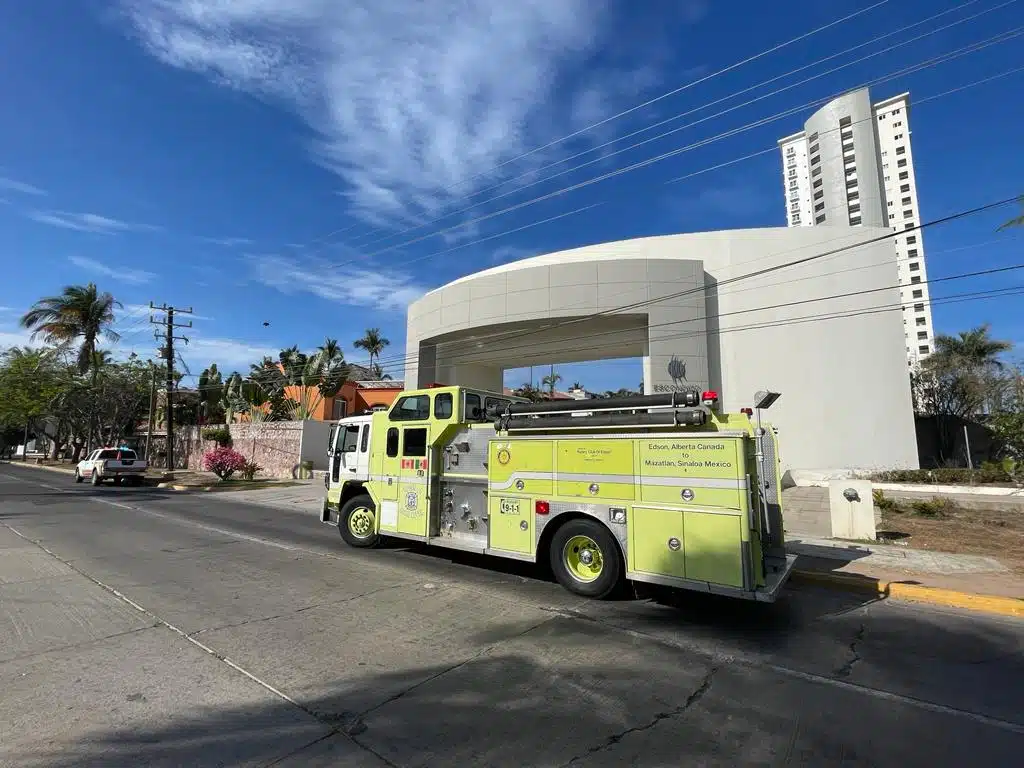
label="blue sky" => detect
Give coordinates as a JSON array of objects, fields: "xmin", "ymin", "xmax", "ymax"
[{"xmin": 1, "ymin": 0, "xmax": 1022, "ymax": 393}]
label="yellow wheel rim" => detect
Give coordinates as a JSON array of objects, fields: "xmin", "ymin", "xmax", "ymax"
[
  {"xmin": 348, "ymin": 507, "xmax": 375, "ymax": 539},
  {"xmin": 563, "ymin": 535, "xmax": 604, "ymax": 583}
]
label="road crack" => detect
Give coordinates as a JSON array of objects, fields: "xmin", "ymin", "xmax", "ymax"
[
  {"xmin": 560, "ymin": 665, "xmax": 721, "ymax": 766},
  {"xmin": 834, "ymin": 624, "xmax": 866, "ymax": 678}
]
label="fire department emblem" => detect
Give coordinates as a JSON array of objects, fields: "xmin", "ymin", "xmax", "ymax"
[
  {"xmin": 497, "ymin": 448, "xmax": 511, "ymax": 465},
  {"xmin": 404, "ymin": 491, "xmax": 418, "ymax": 511}
]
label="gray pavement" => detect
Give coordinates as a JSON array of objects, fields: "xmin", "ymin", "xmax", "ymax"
[{"xmin": 1, "ymin": 462, "xmax": 1023, "ymax": 767}]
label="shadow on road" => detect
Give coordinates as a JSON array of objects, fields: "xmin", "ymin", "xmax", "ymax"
[{"xmin": 11, "ymin": 610, "xmax": 1023, "ymax": 768}]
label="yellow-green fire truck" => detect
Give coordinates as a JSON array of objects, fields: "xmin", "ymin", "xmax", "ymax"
[{"xmin": 321, "ymin": 385, "xmax": 795, "ymax": 601}]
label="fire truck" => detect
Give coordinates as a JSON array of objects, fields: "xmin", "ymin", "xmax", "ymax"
[{"xmin": 322, "ymin": 385, "xmax": 795, "ymax": 602}]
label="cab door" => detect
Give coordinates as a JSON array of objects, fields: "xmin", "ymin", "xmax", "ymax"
[
  {"xmin": 397, "ymin": 425, "xmax": 430, "ymax": 537},
  {"xmin": 377, "ymin": 426, "xmax": 401, "ymax": 533}
]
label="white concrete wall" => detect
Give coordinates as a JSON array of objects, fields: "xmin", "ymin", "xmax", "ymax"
[{"xmin": 405, "ymin": 227, "xmax": 920, "ymax": 472}]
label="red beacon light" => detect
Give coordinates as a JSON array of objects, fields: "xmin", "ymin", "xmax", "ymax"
[
  {"xmin": 701, "ymin": 390, "xmax": 719, "ymax": 407},
  {"xmin": 535, "ymin": 500, "xmax": 550, "ymax": 516},
  {"xmin": 740, "ymin": 407, "xmax": 753, "ymax": 417}
]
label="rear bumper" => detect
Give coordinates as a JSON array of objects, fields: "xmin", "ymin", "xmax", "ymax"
[
  {"xmin": 104, "ymin": 467, "xmax": 146, "ymax": 475},
  {"xmin": 754, "ymin": 554, "xmax": 799, "ymax": 602}
]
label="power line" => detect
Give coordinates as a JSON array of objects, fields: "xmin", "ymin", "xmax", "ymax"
[
  {"xmin": 344, "ymin": 0, "xmax": 1010, "ymax": 255},
  {"xmin": 362, "ymin": 195, "xmax": 1021, "ymax": 372},
  {"xmin": 320, "ymin": 25, "xmax": 1022, "ymax": 271}
]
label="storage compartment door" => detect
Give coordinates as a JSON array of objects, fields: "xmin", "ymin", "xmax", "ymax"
[
  {"xmin": 683, "ymin": 511, "xmax": 744, "ymax": 588},
  {"xmin": 628, "ymin": 506, "xmax": 685, "ymax": 579},
  {"xmin": 488, "ymin": 495, "xmax": 533, "ymax": 555}
]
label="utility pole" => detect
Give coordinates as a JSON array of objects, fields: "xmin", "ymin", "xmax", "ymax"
[
  {"xmin": 145, "ymin": 361, "xmax": 157, "ymax": 461},
  {"xmin": 150, "ymin": 303, "xmax": 192, "ymax": 471}
]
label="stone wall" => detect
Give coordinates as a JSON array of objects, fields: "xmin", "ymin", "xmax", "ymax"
[{"xmin": 189, "ymin": 422, "xmax": 309, "ymax": 479}]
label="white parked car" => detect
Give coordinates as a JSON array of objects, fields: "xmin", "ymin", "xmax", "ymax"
[{"xmin": 75, "ymin": 447, "xmax": 148, "ymax": 486}]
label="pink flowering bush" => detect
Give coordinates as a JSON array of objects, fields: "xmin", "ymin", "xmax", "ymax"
[{"xmin": 202, "ymin": 446, "xmax": 249, "ymax": 480}]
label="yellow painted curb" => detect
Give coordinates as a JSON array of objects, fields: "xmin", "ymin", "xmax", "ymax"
[{"xmin": 792, "ymin": 569, "xmax": 1023, "ymax": 618}]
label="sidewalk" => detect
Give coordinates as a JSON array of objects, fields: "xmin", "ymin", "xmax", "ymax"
[{"xmin": 787, "ymin": 535, "xmax": 1023, "ymax": 610}]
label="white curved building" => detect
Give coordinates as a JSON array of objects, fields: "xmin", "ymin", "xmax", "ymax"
[{"xmin": 405, "ymin": 226, "xmax": 920, "ymax": 472}]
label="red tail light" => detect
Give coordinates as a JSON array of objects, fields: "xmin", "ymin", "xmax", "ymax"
[
  {"xmin": 702, "ymin": 390, "xmax": 719, "ymax": 402},
  {"xmin": 740, "ymin": 407, "xmax": 753, "ymax": 416},
  {"xmin": 535, "ymin": 500, "xmax": 550, "ymax": 515}
]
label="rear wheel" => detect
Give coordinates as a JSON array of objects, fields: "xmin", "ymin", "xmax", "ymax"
[
  {"xmin": 90, "ymin": 471, "xmax": 102, "ymax": 486},
  {"xmin": 549, "ymin": 518, "xmax": 623, "ymax": 599},
  {"xmin": 338, "ymin": 494, "xmax": 380, "ymax": 548}
]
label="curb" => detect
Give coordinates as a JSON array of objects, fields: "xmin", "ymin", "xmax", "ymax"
[{"xmin": 791, "ymin": 570, "xmax": 1023, "ymax": 618}]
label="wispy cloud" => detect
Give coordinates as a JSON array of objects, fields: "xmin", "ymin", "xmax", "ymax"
[
  {"xmin": 0, "ymin": 176, "xmax": 46, "ymax": 196},
  {"xmin": 249, "ymin": 253, "xmax": 425, "ymax": 312},
  {"xmin": 28, "ymin": 210, "xmax": 161, "ymax": 234},
  {"xmin": 68, "ymin": 255, "xmax": 158, "ymax": 285},
  {"xmin": 118, "ymin": 0, "xmax": 657, "ymax": 226},
  {"xmin": 198, "ymin": 235, "xmax": 253, "ymax": 247},
  {"xmin": 183, "ymin": 336, "xmax": 281, "ymax": 372}
]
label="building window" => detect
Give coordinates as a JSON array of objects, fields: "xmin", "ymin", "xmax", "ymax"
[
  {"xmin": 809, "ymin": 143, "xmax": 819, "ymax": 155},
  {"xmin": 906, "ymin": 235, "xmax": 917, "ymax": 244},
  {"xmin": 911, "ymin": 276, "xmax": 921, "ymax": 284},
  {"xmin": 909, "ymin": 262, "xmax": 920, "ymax": 271},
  {"xmin": 846, "ymin": 178, "xmax": 857, "ymax": 189},
  {"xmin": 849, "ymin": 203, "xmax": 861, "ymax": 214},
  {"xmin": 896, "ymin": 146, "xmax": 906, "ymax": 155},
  {"xmin": 894, "ymin": 121, "xmax": 902, "ymax": 127},
  {"xmin": 908, "ymin": 248, "xmax": 918, "ymax": 257},
  {"xmin": 894, "ymin": 133, "xmax": 904, "ymax": 140},
  {"xmin": 786, "ymin": 147, "xmax": 795, "ymax": 156},
  {"xmin": 888, "ymin": 201, "xmax": 894, "ymax": 207},
  {"xmin": 889, "ymin": 213, "xmax": 896, "ymax": 220},
  {"xmin": 902, "ymin": 196, "xmax": 912, "ymax": 206},
  {"xmin": 813, "ymin": 190, "xmax": 823, "ymax": 200},
  {"xmin": 899, "ymin": 171, "xmax": 909, "ymax": 180},
  {"xmin": 914, "ymin": 302, "xmax": 925, "ymax": 311},
  {"xmin": 848, "ymin": 190, "xmax": 860, "ymax": 201},
  {"xmin": 884, "ymin": 175, "xmax": 890, "ymax": 182},
  {"xmin": 919, "ymin": 345, "xmax": 929, "ymax": 354},
  {"xmin": 913, "ymin": 290, "xmax": 923, "ymax": 299},
  {"xmin": 788, "ymin": 169, "xmax": 797, "ymax": 179},
  {"xmin": 849, "ymin": 215, "xmax": 862, "ymax": 225},
  {"xmin": 810, "ymin": 155, "xmax": 820, "ymax": 166},
  {"xmin": 813, "ymin": 178, "xmax": 822, "ymax": 189},
  {"xmin": 815, "ymin": 214, "xmax": 826, "ymax": 224},
  {"xmin": 916, "ymin": 317, "xmax": 926, "ymax": 326},
  {"xmin": 900, "ymin": 183, "xmax": 910, "ymax": 193},
  {"xmin": 905, "ymin": 223, "xmax": 914, "ymax": 230},
  {"xmin": 789, "ymin": 180, "xmax": 797, "ymax": 189},
  {"xmin": 808, "ymin": 132, "xmax": 818, "ymax": 142},
  {"xmin": 898, "ymin": 158, "xmax": 907, "ymax": 168},
  {"xmin": 904, "ymin": 209, "xmax": 913, "ymax": 219},
  {"xmin": 917, "ymin": 331, "xmax": 927, "ymax": 340},
  {"xmin": 839, "ymin": 116, "xmax": 851, "ymax": 126},
  {"xmin": 332, "ymin": 398, "xmax": 347, "ymax": 420},
  {"xmin": 812, "ymin": 166, "xmax": 821, "ymax": 177}
]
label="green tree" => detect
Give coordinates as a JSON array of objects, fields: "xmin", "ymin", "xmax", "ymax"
[
  {"xmin": 513, "ymin": 383, "xmax": 544, "ymax": 402},
  {"xmin": 0, "ymin": 347, "xmax": 64, "ymax": 459},
  {"xmin": 354, "ymin": 328, "xmax": 390, "ymax": 376},
  {"xmin": 541, "ymin": 371, "xmax": 562, "ymax": 396},
  {"xmin": 20, "ymin": 283, "xmax": 121, "ymax": 375},
  {"xmin": 198, "ymin": 363, "xmax": 225, "ymax": 424}
]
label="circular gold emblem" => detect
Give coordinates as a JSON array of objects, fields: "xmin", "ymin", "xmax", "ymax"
[{"xmin": 497, "ymin": 448, "xmax": 511, "ymax": 465}]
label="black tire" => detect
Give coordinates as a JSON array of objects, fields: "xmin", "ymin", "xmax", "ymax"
[
  {"xmin": 548, "ymin": 518, "xmax": 623, "ymax": 599},
  {"xmin": 90, "ymin": 471, "xmax": 102, "ymax": 486},
  {"xmin": 338, "ymin": 494, "xmax": 380, "ymax": 548},
  {"xmin": 74, "ymin": 469, "xmax": 83, "ymax": 484}
]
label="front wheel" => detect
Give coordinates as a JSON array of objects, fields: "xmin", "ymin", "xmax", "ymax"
[
  {"xmin": 338, "ymin": 495, "xmax": 380, "ymax": 548},
  {"xmin": 549, "ymin": 518, "xmax": 623, "ymax": 599}
]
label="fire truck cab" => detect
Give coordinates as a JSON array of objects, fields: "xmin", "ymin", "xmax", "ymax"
[{"xmin": 321, "ymin": 385, "xmax": 795, "ymax": 603}]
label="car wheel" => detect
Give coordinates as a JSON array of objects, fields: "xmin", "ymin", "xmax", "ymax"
[
  {"xmin": 74, "ymin": 469, "xmax": 83, "ymax": 484},
  {"xmin": 90, "ymin": 471, "xmax": 102, "ymax": 486},
  {"xmin": 548, "ymin": 518, "xmax": 623, "ymax": 600},
  {"xmin": 338, "ymin": 494, "xmax": 380, "ymax": 548}
]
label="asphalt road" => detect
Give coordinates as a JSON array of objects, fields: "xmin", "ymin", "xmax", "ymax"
[{"xmin": 2, "ymin": 462, "xmax": 1022, "ymax": 767}]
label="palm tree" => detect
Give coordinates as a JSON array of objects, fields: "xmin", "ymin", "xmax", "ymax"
[
  {"xmin": 541, "ymin": 371, "xmax": 562, "ymax": 396},
  {"xmin": 998, "ymin": 195, "xmax": 1024, "ymax": 231},
  {"xmin": 20, "ymin": 283, "xmax": 121, "ymax": 375},
  {"xmin": 198, "ymin": 363, "xmax": 224, "ymax": 424},
  {"xmin": 927, "ymin": 324, "xmax": 1013, "ymax": 374},
  {"xmin": 354, "ymin": 328, "xmax": 390, "ymax": 376}
]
